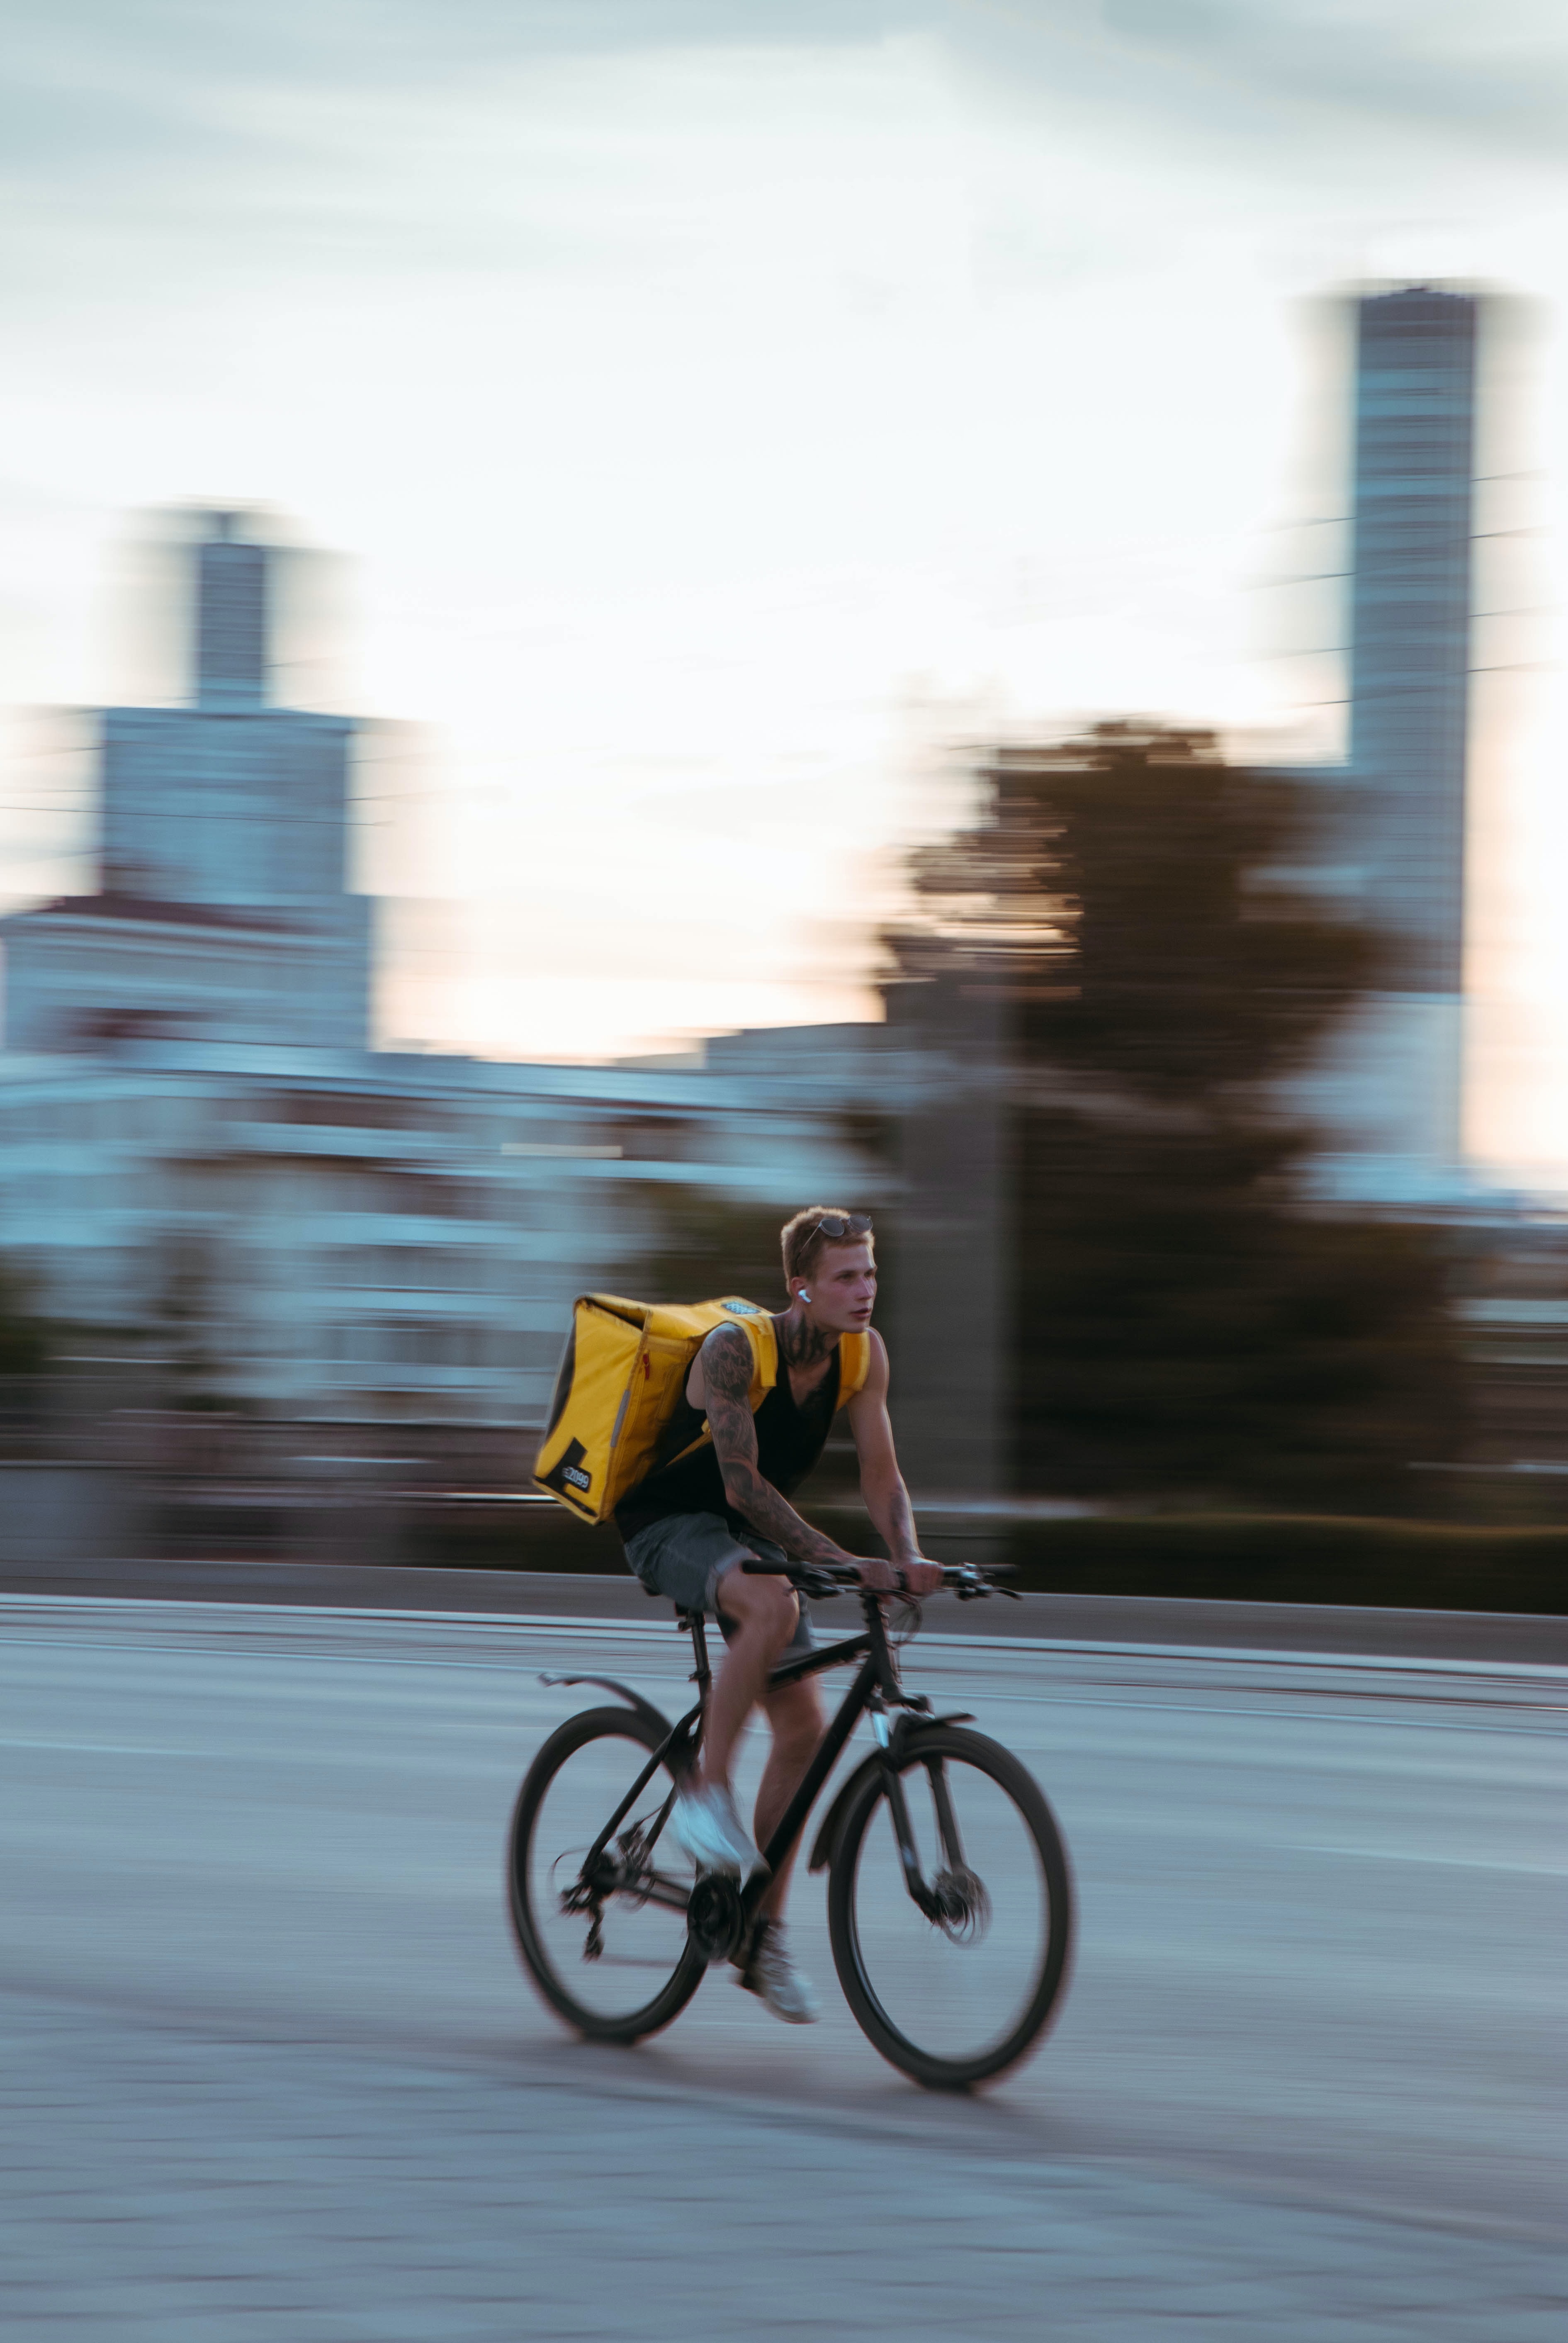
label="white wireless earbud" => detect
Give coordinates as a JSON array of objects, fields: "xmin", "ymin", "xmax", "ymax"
[{"xmin": 797, "ymin": 1289, "xmax": 811, "ymax": 1304}]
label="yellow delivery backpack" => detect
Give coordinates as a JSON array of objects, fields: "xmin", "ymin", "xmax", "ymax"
[{"xmin": 534, "ymin": 1294, "xmax": 871, "ymax": 1526}]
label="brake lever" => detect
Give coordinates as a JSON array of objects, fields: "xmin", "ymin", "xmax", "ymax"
[{"xmin": 949, "ymin": 1569, "xmax": 1020, "ymax": 1601}]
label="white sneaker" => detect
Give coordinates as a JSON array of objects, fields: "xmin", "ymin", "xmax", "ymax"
[
  {"xmin": 739, "ymin": 1921, "xmax": 820, "ymax": 2025},
  {"xmin": 673, "ymin": 1783, "xmax": 763, "ymax": 1878}
]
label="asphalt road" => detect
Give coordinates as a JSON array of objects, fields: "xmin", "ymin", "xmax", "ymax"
[{"xmin": 2, "ymin": 1595, "xmax": 1563, "ymax": 2341}]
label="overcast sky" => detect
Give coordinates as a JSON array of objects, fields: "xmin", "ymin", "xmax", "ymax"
[{"xmin": 4, "ymin": 2, "xmax": 1568, "ymax": 1158}]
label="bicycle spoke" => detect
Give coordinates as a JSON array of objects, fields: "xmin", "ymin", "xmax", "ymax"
[
  {"xmin": 853, "ymin": 1767, "xmax": 1040, "ymax": 2054},
  {"xmin": 510, "ymin": 1710, "xmax": 703, "ymax": 2038},
  {"xmin": 829, "ymin": 1728, "xmax": 1071, "ymax": 2086}
]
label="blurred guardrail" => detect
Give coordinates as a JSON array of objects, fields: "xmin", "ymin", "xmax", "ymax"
[
  {"xmin": 0, "ymin": 1439, "xmax": 1565, "ymax": 1616},
  {"xmin": 0, "ymin": 1372, "xmax": 1562, "ymax": 1613}
]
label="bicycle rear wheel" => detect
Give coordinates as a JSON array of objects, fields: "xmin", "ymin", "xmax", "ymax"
[
  {"xmin": 827, "ymin": 1725, "xmax": 1072, "ymax": 2089},
  {"xmin": 508, "ymin": 1705, "xmax": 705, "ymax": 2044}
]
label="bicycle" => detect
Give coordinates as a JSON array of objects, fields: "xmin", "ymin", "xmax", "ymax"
[{"xmin": 507, "ymin": 1558, "xmax": 1073, "ymax": 2090}]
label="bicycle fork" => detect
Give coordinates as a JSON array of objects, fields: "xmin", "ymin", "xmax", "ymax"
[{"xmin": 873, "ymin": 1714, "xmax": 990, "ymax": 1938}]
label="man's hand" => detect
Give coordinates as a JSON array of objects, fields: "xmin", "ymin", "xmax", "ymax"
[{"xmin": 855, "ymin": 1556, "xmax": 945, "ymax": 1600}]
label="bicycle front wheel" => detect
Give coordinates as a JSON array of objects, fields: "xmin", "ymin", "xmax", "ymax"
[
  {"xmin": 508, "ymin": 1705, "xmax": 705, "ymax": 2044},
  {"xmin": 827, "ymin": 1725, "xmax": 1072, "ymax": 2090}
]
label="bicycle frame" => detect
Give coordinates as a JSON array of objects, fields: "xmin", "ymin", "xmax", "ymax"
[{"xmin": 572, "ymin": 1590, "xmax": 956, "ymax": 1935}]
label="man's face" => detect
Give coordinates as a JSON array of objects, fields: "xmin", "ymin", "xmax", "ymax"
[{"xmin": 802, "ymin": 1240, "xmax": 876, "ymax": 1332}]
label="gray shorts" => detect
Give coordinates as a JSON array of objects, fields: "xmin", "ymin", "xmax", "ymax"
[{"xmin": 621, "ymin": 1511, "xmax": 813, "ymax": 1657}]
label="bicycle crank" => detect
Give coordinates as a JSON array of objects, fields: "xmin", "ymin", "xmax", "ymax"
[{"xmin": 686, "ymin": 1873, "xmax": 745, "ymax": 1966}]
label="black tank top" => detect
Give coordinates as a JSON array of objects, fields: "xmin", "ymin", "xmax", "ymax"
[{"xmin": 615, "ymin": 1328, "xmax": 841, "ymax": 1543}]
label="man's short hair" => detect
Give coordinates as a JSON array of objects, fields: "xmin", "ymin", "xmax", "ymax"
[{"xmin": 780, "ymin": 1206, "xmax": 875, "ymax": 1289}]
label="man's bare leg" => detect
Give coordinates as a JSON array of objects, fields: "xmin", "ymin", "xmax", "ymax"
[
  {"xmin": 688, "ymin": 1578, "xmax": 826, "ymax": 2021},
  {"xmin": 694, "ymin": 1565, "xmax": 800, "ymax": 1797},
  {"xmin": 752, "ymin": 1676, "xmax": 825, "ymax": 1920}
]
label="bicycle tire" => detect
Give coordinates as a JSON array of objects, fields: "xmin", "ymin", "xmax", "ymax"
[
  {"xmin": 508, "ymin": 1705, "xmax": 706, "ymax": 2045},
  {"xmin": 827, "ymin": 1724, "xmax": 1072, "ymax": 2090}
]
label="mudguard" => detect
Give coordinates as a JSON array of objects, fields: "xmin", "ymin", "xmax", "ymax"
[
  {"xmin": 537, "ymin": 1673, "xmax": 671, "ymax": 1740},
  {"xmin": 806, "ymin": 1714, "xmax": 976, "ymax": 1874}
]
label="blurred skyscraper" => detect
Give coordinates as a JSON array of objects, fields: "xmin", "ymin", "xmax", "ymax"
[
  {"xmin": 1292, "ymin": 285, "xmax": 1480, "ymax": 1186},
  {"xmin": 2, "ymin": 513, "xmax": 370, "ymax": 1053},
  {"xmin": 1347, "ymin": 287, "xmax": 1476, "ymax": 994}
]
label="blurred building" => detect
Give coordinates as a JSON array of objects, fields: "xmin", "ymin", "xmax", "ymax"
[
  {"xmin": 3, "ymin": 515, "xmax": 370, "ymax": 1055},
  {"xmin": 1348, "ymin": 288, "xmax": 1476, "ymax": 995},
  {"xmin": 0, "ymin": 516, "xmax": 872, "ymax": 1440},
  {"xmin": 1289, "ymin": 285, "xmax": 1480, "ymax": 1189}
]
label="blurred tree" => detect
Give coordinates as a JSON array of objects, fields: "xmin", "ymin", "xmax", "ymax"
[
  {"xmin": 883, "ymin": 725, "xmax": 1464, "ymax": 1511},
  {"xmin": 618, "ymin": 1187, "xmax": 895, "ymax": 1394},
  {"xmin": 0, "ymin": 1257, "xmax": 49, "ymax": 1381},
  {"xmin": 0, "ymin": 1258, "xmax": 53, "ymax": 1458},
  {"xmin": 617, "ymin": 1190, "xmax": 796, "ymax": 1311}
]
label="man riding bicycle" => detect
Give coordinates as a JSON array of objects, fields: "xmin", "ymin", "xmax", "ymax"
[{"xmin": 614, "ymin": 1206, "xmax": 944, "ymax": 2024}]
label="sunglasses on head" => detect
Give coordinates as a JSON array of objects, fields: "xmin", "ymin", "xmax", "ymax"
[{"xmin": 807, "ymin": 1213, "xmax": 873, "ymax": 1241}]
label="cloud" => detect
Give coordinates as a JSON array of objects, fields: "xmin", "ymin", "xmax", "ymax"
[
  {"xmin": 7, "ymin": 0, "xmax": 1565, "ymax": 254},
  {"xmin": 956, "ymin": 0, "xmax": 1568, "ymax": 160},
  {"xmin": 7, "ymin": 0, "xmax": 918, "ymax": 107},
  {"xmin": 0, "ymin": 4, "xmax": 927, "ymax": 241},
  {"xmin": 1117, "ymin": 0, "xmax": 1568, "ymax": 137}
]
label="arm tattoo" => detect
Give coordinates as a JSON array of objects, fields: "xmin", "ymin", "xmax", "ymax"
[{"xmin": 703, "ymin": 1326, "xmax": 846, "ymax": 1567}]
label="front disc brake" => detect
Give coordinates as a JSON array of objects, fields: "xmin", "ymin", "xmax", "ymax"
[{"xmin": 932, "ymin": 1866, "xmax": 992, "ymax": 1944}]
